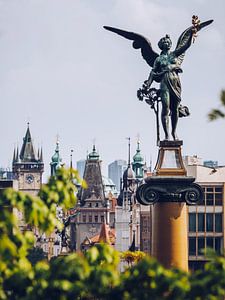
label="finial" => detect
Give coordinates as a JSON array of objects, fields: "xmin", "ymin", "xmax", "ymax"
[
  {"xmin": 70, "ymin": 149, "xmax": 74, "ymax": 169},
  {"xmin": 56, "ymin": 133, "xmax": 60, "ymax": 144},
  {"xmin": 27, "ymin": 122, "xmax": 30, "ymax": 128},
  {"xmin": 136, "ymin": 134, "xmax": 141, "ymax": 150}
]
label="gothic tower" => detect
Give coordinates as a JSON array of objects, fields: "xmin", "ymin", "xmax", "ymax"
[
  {"xmin": 12, "ymin": 123, "xmax": 44, "ymax": 195},
  {"xmin": 73, "ymin": 145, "xmax": 110, "ymax": 250}
]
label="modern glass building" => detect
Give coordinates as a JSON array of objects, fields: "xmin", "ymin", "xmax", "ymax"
[{"xmin": 108, "ymin": 159, "xmax": 127, "ymax": 191}]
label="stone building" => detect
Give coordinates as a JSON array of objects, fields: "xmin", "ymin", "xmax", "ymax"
[
  {"xmin": 70, "ymin": 146, "xmax": 113, "ymax": 251},
  {"xmin": 11, "ymin": 124, "xmax": 44, "ymax": 233},
  {"xmin": 185, "ymin": 158, "xmax": 225, "ymax": 270},
  {"xmin": 115, "ymin": 140, "xmax": 150, "ymax": 253},
  {"xmin": 12, "ymin": 123, "xmax": 44, "ymax": 196}
]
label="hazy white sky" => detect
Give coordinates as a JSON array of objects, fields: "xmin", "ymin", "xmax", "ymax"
[{"xmin": 0, "ymin": 0, "xmax": 224, "ymax": 179}]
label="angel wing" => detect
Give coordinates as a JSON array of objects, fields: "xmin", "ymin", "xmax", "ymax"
[
  {"xmin": 103, "ymin": 26, "xmax": 159, "ymax": 68},
  {"xmin": 174, "ymin": 19, "xmax": 213, "ymax": 65}
]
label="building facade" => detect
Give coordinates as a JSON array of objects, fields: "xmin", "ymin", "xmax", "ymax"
[
  {"xmin": 185, "ymin": 160, "xmax": 225, "ymax": 270},
  {"xmin": 70, "ymin": 146, "xmax": 112, "ymax": 251},
  {"xmin": 115, "ymin": 140, "xmax": 149, "ymax": 253}
]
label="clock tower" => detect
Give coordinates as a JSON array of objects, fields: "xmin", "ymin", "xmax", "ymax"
[{"xmin": 12, "ymin": 123, "xmax": 44, "ymax": 196}]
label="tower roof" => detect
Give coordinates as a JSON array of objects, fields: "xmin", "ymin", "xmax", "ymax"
[
  {"xmin": 88, "ymin": 144, "xmax": 99, "ymax": 161},
  {"xmin": 133, "ymin": 141, "xmax": 144, "ymax": 165},
  {"xmin": 132, "ymin": 140, "xmax": 144, "ymax": 180},
  {"xmin": 50, "ymin": 140, "xmax": 62, "ymax": 176},
  {"xmin": 99, "ymin": 221, "xmax": 110, "ymax": 244},
  {"xmin": 80, "ymin": 146, "xmax": 105, "ymax": 203},
  {"xmin": 19, "ymin": 124, "xmax": 37, "ymax": 162}
]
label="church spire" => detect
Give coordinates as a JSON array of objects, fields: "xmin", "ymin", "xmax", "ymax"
[
  {"xmin": 19, "ymin": 123, "xmax": 37, "ymax": 162},
  {"xmin": 79, "ymin": 146, "xmax": 104, "ymax": 205},
  {"xmin": 132, "ymin": 139, "xmax": 144, "ymax": 180},
  {"xmin": 12, "ymin": 147, "xmax": 16, "ymax": 163},
  {"xmin": 50, "ymin": 140, "xmax": 62, "ymax": 176},
  {"xmin": 39, "ymin": 147, "xmax": 43, "ymax": 162}
]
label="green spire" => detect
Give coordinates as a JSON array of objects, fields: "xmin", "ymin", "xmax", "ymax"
[
  {"xmin": 132, "ymin": 140, "xmax": 144, "ymax": 179},
  {"xmin": 88, "ymin": 144, "xmax": 99, "ymax": 161},
  {"xmin": 50, "ymin": 140, "xmax": 62, "ymax": 176}
]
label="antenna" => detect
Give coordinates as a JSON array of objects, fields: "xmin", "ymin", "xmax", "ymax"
[{"xmin": 126, "ymin": 137, "xmax": 131, "ymax": 166}]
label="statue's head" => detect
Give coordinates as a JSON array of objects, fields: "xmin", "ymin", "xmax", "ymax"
[{"xmin": 158, "ymin": 35, "xmax": 172, "ymax": 51}]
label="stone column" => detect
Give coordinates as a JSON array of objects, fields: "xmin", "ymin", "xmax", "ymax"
[{"xmin": 152, "ymin": 202, "xmax": 188, "ymax": 270}]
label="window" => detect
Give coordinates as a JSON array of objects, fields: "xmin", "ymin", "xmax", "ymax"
[
  {"xmin": 189, "ymin": 213, "xmax": 196, "ymax": 232},
  {"xmin": 89, "ymin": 215, "xmax": 92, "ymax": 223},
  {"xmin": 101, "ymin": 215, "xmax": 104, "ymax": 222},
  {"xmin": 94, "ymin": 215, "xmax": 98, "ymax": 223},
  {"xmin": 82, "ymin": 215, "xmax": 86, "ymax": 223},
  {"xmin": 95, "ymin": 203, "xmax": 99, "ymax": 207},
  {"xmin": 189, "ymin": 237, "xmax": 196, "ymax": 256},
  {"xmin": 198, "ymin": 237, "xmax": 205, "ymax": 255},
  {"xmin": 206, "ymin": 213, "xmax": 213, "ymax": 232},
  {"xmin": 88, "ymin": 203, "xmax": 92, "ymax": 207},
  {"xmin": 203, "ymin": 186, "xmax": 224, "ymax": 206},
  {"xmin": 206, "ymin": 192, "xmax": 214, "ymax": 205},
  {"xmin": 198, "ymin": 213, "xmax": 205, "ymax": 232},
  {"xmin": 215, "ymin": 237, "xmax": 222, "ymax": 254},
  {"xmin": 215, "ymin": 214, "xmax": 222, "ymax": 232},
  {"xmin": 206, "ymin": 237, "xmax": 213, "ymax": 249},
  {"xmin": 215, "ymin": 192, "xmax": 223, "ymax": 206}
]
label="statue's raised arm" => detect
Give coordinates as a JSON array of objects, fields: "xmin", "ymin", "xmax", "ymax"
[{"xmin": 174, "ymin": 18, "xmax": 213, "ymax": 65}]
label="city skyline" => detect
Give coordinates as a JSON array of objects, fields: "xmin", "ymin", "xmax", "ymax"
[{"xmin": 0, "ymin": 1, "xmax": 225, "ymax": 178}]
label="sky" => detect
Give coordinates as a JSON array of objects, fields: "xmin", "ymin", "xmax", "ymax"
[{"xmin": 0, "ymin": 0, "xmax": 225, "ymax": 180}]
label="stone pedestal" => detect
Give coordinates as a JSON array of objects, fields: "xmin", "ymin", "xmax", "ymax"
[{"xmin": 136, "ymin": 141, "xmax": 204, "ymax": 271}]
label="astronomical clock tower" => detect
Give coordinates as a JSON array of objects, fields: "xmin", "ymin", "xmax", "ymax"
[{"xmin": 12, "ymin": 123, "xmax": 44, "ymax": 196}]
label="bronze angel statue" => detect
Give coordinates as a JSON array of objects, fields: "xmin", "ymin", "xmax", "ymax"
[{"xmin": 104, "ymin": 17, "xmax": 213, "ymax": 141}]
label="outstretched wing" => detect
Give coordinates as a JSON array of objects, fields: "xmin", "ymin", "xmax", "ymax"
[
  {"xmin": 174, "ymin": 19, "xmax": 213, "ymax": 65},
  {"xmin": 103, "ymin": 26, "xmax": 159, "ymax": 68}
]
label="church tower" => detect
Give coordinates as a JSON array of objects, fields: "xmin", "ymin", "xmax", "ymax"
[
  {"xmin": 73, "ymin": 145, "xmax": 110, "ymax": 250},
  {"xmin": 12, "ymin": 123, "xmax": 44, "ymax": 195},
  {"xmin": 50, "ymin": 140, "xmax": 62, "ymax": 176},
  {"xmin": 132, "ymin": 140, "xmax": 144, "ymax": 181}
]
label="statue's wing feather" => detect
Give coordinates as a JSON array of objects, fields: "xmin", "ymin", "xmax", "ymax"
[
  {"xmin": 175, "ymin": 19, "xmax": 213, "ymax": 65},
  {"xmin": 103, "ymin": 26, "xmax": 159, "ymax": 67}
]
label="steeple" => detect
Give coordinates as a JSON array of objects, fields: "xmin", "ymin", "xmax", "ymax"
[
  {"xmin": 50, "ymin": 140, "xmax": 62, "ymax": 176},
  {"xmin": 123, "ymin": 137, "xmax": 135, "ymax": 190},
  {"xmin": 19, "ymin": 123, "xmax": 37, "ymax": 162},
  {"xmin": 39, "ymin": 147, "xmax": 43, "ymax": 162},
  {"xmin": 132, "ymin": 140, "xmax": 144, "ymax": 180},
  {"xmin": 79, "ymin": 145, "xmax": 105, "ymax": 205},
  {"xmin": 12, "ymin": 147, "xmax": 16, "ymax": 163}
]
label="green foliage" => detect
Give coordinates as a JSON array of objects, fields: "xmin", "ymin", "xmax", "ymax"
[
  {"xmin": 117, "ymin": 257, "xmax": 190, "ymax": 300},
  {"xmin": 208, "ymin": 90, "xmax": 225, "ymax": 121},
  {"xmin": 121, "ymin": 250, "xmax": 146, "ymax": 266},
  {"xmin": 1, "ymin": 167, "xmax": 225, "ymax": 299},
  {"xmin": 0, "ymin": 167, "xmax": 82, "ymax": 300},
  {"xmin": 27, "ymin": 247, "xmax": 47, "ymax": 266}
]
